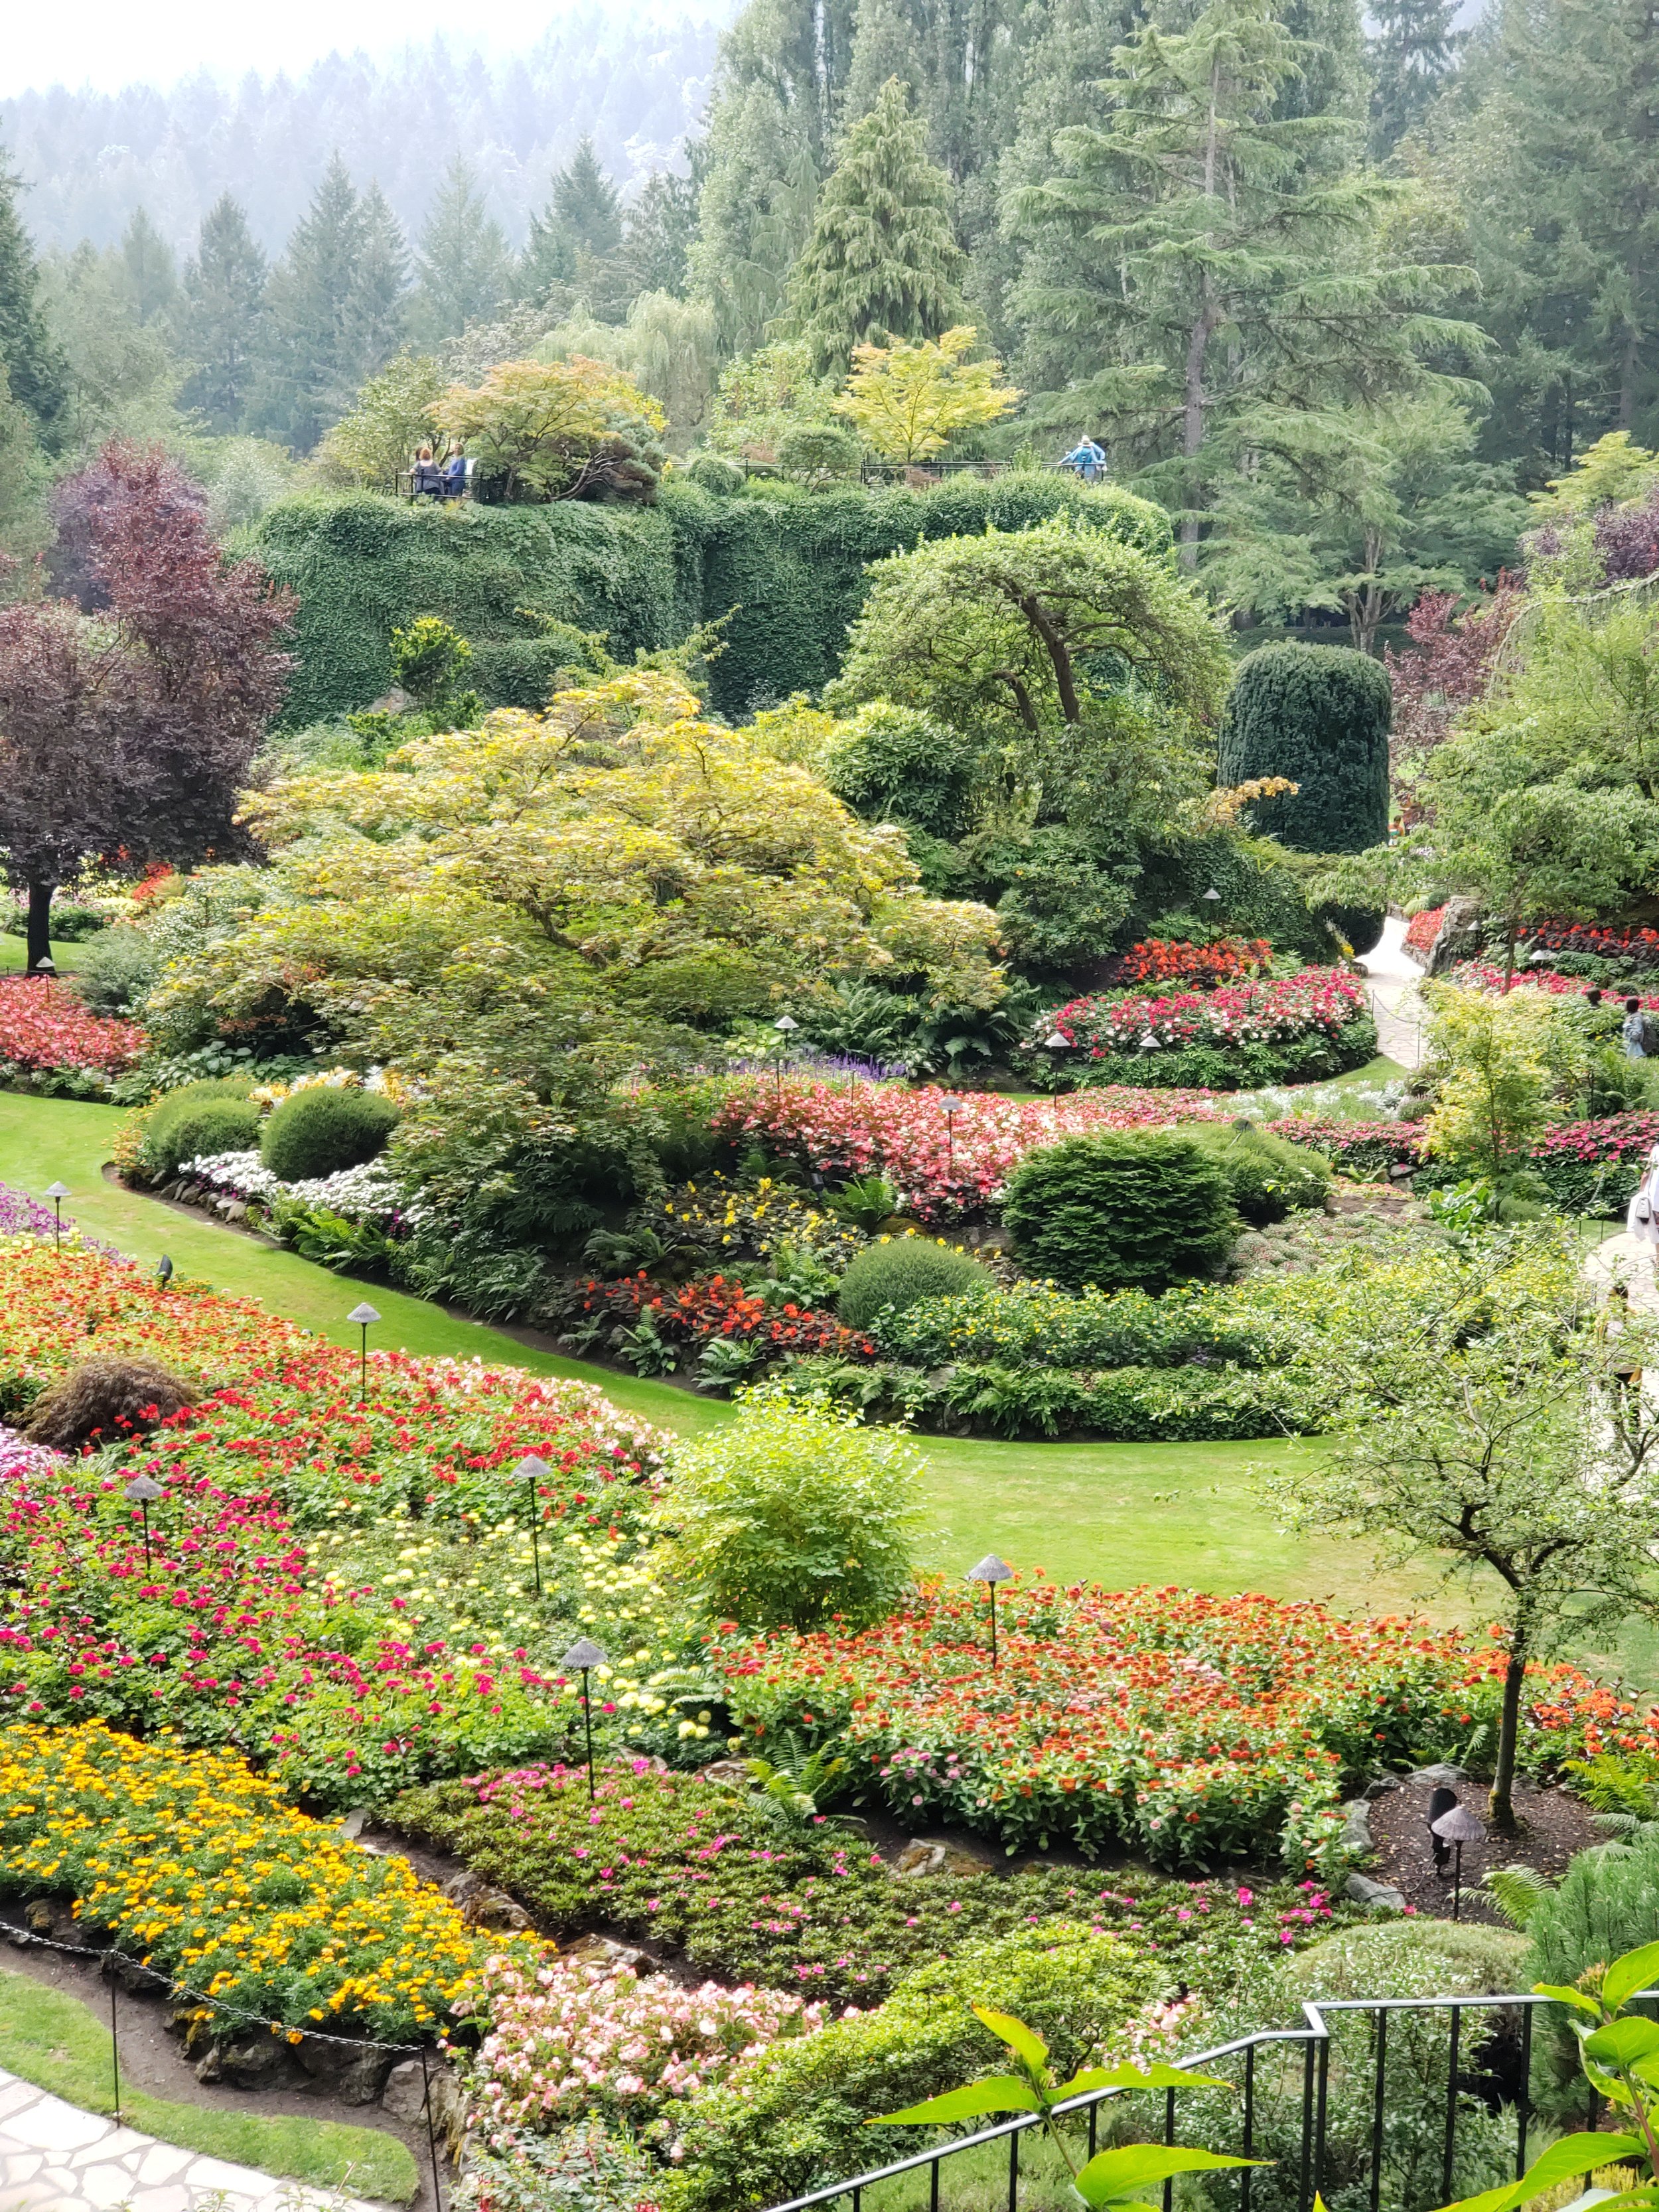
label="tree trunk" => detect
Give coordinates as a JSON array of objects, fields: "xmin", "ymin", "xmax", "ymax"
[
  {"xmin": 1489, "ymin": 1621, "xmax": 1528, "ymax": 1836},
  {"xmin": 25, "ymin": 881, "xmax": 54, "ymax": 976},
  {"xmin": 1502, "ymin": 921, "xmax": 1517, "ymax": 993}
]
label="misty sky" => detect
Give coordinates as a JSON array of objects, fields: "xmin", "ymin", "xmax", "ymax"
[{"xmin": 2, "ymin": 0, "xmax": 723, "ymax": 96}]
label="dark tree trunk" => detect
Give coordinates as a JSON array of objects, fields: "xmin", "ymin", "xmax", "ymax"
[
  {"xmin": 1490, "ymin": 1627, "xmax": 1528, "ymax": 1836},
  {"xmin": 25, "ymin": 881, "xmax": 54, "ymax": 975}
]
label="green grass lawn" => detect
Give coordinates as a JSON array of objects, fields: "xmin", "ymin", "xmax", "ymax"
[
  {"xmin": 0, "ymin": 1965, "xmax": 417, "ymax": 2199},
  {"xmin": 0, "ymin": 934, "xmax": 88, "ymax": 973}
]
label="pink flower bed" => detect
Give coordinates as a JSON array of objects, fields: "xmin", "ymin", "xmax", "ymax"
[
  {"xmin": 1404, "ymin": 907, "xmax": 1445, "ymax": 960},
  {"xmin": 465, "ymin": 1951, "xmax": 825, "ymax": 2142},
  {"xmin": 1455, "ymin": 962, "xmax": 1659, "ymax": 1008},
  {"xmin": 0, "ymin": 976, "xmax": 145, "ymax": 1076},
  {"xmin": 711, "ymin": 1078, "xmax": 1224, "ymax": 1220},
  {"xmin": 1050, "ymin": 970, "xmax": 1370, "ymax": 1060}
]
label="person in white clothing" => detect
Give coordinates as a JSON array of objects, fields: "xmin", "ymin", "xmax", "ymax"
[{"xmin": 1627, "ymin": 1147, "xmax": 1659, "ymax": 1280}]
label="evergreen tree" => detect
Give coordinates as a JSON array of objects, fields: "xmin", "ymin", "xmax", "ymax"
[
  {"xmin": 1444, "ymin": 0, "xmax": 1659, "ymax": 469},
  {"xmin": 411, "ymin": 159, "xmax": 514, "ymax": 341},
  {"xmin": 250, "ymin": 159, "xmax": 408, "ymax": 453},
  {"xmin": 617, "ymin": 170, "xmax": 699, "ymax": 299},
  {"xmin": 1367, "ymin": 0, "xmax": 1464, "ymax": 159},
  {"xmin": 1009, "ymin": 0, "xmax": 1478, "ymax": 555},
  {"xmin": 0, "ymin": 143, "xmax": 66, "ymax": 445},
  {"xmin": 520, "ymin": 139, "xmax": 628, "ymax": 319},
  {"xmin": 552, "ymin": 137, "xmax": 624, "ymax": 259},
  {"xmin": 116, "ymin": 207, "xmax": 179, "ymax": 328},
  {"xmin": 518, "ymin": 203, "xmax": 579, "ymax": 307},
  {"xmin": 786, "ymin": 77, "xmax": 964, "ymax": 371},
  {"xmin": 179, "ymin": 194, "xmax": 267, "ymax": 435}
]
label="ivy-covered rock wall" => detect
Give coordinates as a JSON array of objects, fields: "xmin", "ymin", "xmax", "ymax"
[{"xmin": 246, "ymin": 477, "xmax": 1173, "ymax": 727}]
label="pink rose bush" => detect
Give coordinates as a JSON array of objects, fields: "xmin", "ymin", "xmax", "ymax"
[
  {"xmin": 712, "ymin": 1077, "xmax": 1222, "ymax": 1220},
  {"xmin": 463, "ymin": 1951, "xmax": 826, "ymax": 2144}
]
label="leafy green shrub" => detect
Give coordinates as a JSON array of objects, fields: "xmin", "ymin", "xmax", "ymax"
[
  {"xmin": 835, "ymin": 1235, "xmax": 992, "ymax": 1329},
  {"xmin": 260, "ymin": 1086, "xmax": 399, "ymax": 1181},
  {"xmin": 1001, "ymin": 1134, "xmax": 1239, "ymax": 1292},
  {"xmin": 876, "ymin": 1280, "xmax": 1288, "ymax": 1370},
  {"xmin": 1526, "ymin": 1825, "xmax": 1659, "ymax": 2115},
  {"xmin": 1218, "ymin": 642, "xmax": 1392, "ymax": 854},
  {"xmin": 72, "ymin": 926, "xmax": 161, "ymax": 1017},
  {"xmin": 135, "ymin": 1077, "xmax": 258, "ymax": 1180},
  {"xmin": 1181, "ymin": 1124, "xmax": 1333, "ymax": 1226},
  {"xmin": 822, "ymin": 701, "xmax": 980, "ymax": 838},
  {"xmin": 662, "ymin": 1921, "xmax": 1159, "ymax": 2212},
  {"xmin": 684, "ymin": 453, "xmax": 745, "ymax": 496},
  {"xmin": 654, "ymin": 1386, "xmax": 922, "ymax": 1629},
  {"xmin": 161, "ymin": 1100, "xmax": 263, "ymax": 1177},
  {"xmin": 455, "ymin": 2124, "xmax": 656, "ymax": 2212}
]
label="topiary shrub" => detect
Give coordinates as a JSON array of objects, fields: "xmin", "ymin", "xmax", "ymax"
[
  {"xmin": 654, "ymin": 1385, "xmax": 922, "ymax": 1631},
  {"xmin": 1001, "ymin": 1133, "xmax": 1239, "ymax": 1291},
  {"xmin": 1182, "ymin": 1123, "xmax": 1333, "ymax": 1226},
  {"xmin": 835, "ymin": 1234, "xmax": 992, "ymax": 1330},
  {"xmin": 25, "ymin": 1355, "xmax": 194, "ymax": 1451},
  {"xmin": 135, "ymin": 1078, "xmax": 258, "ymax": 1181},
  {"xmin": 1218, "ymin": 642, "xmax": 1392, "ymax": 854},
  {"xmin": 70, "ymin": 925, "xmax": 161, "ymax": 1017},
  {"xmin": 261, "ymin": 1086, "xmax": 399, "ymax": 1181},
  {"xmin": 159, "ymin": 1100, "xmax": 263, "ymax": 1177}
]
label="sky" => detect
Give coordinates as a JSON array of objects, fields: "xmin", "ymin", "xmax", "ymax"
[{"xmin": 0, "ymin": 0, "xmax": 724, "ymax": 97}]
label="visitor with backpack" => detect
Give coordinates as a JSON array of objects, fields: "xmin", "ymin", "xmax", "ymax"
[
  {"xmin": 1623, "ymin": 995, "xmax": 1658, "ymax": 1059},
  {"xmin": 1060, "ymin": 436, "xmax": 1107, "ymax": 484}
]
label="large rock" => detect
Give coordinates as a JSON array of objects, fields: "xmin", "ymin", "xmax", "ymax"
[
  {"xmin": 439, "ymin": 1868, "xmax": 532, "ymax": 1931},
  {"xmin": 384, "ymin": 2055, "xmax": 463, "ymax": 2134},
  {"xmin": 295, "ymin": 2034, "xmax": 396, "ymax": 2105},
  {"xmin": 1346, "ymin": 1872, "xmax": 1407, "ymax": 1911},
  {"xmin": 1425, "ymin": 898, "xmax": 1484, "ymax": 976},
  {"xmin": 894, "ymin": 1838, "xmax": 993, "ymax": 1880}
]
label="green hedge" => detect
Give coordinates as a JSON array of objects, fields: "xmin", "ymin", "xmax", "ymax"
[
  {"xmin": 246, "ymin": 477, "xmax": 1173, "ymax": 727},
  {"xmin": 1218, "ymin": 642, "xmax": 1392, "ymax": 855}
]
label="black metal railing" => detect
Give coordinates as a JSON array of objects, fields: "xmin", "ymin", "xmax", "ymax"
[{"xmin": 763, "ymin": 1989, "xmax": 1638, "ymax": 2212}]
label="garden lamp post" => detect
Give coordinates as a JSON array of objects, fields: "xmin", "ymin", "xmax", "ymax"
[
  {"xmin": 515, "ymin": 1453, "xmax": 549, "ymax": 1597},
  {"xmin": 941, "ymin": 1095, "xmax": 961, "ymax": 1172},
  {"xmin": 773, "ymin": 1014, "xmax": 797, "ymax": 1098},
  {"xmin": 1202, "ymin": 887, "xmax": 1222, "ymax": 907},
  {"xmin": 967, "ymin": 1553, "xmax": 1013, "ymax": 1666},
  {"xmin": 45, "ymin": 1181, "xmax": 68, "ymax": 1254},
  {"xmin": 1431, "ymin": 1803, "xmax": 1486, "ymax": 1921},
  {"xmin": 124, "ymin": 1474, "xmax": 163, "ymax": 1574},
  {"xmin": 32, "ymin": 955, "xmax": 56, "ymax": 980},
  {"xmin": 561, "ymin": 1637, "xmax": 608, "ymax": 1801},
  {"xmin": 347, "ymin": 1301, "xmax": 380, "ymax": 1404}
]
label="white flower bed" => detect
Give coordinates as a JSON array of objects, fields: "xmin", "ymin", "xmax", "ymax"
[{"xmin": 181, "ymin": 1149, "xmax": 407, "ymax": 1222}]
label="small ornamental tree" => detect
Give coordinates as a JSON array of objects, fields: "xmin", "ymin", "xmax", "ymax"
[
  {"xmin": 0, "ymin": 441, "xmax": 293, "ymax": 972},
  {"xmin": 433, "ymin": 356, "xmax": 667, "ymax": 501},
  {"xmin": 1218, "ymin": 642, "xmax": 1392, "ymax": 853},
  {"xmin": 835, "ymin": 327, "xmax": 1020, "ymax": 463}
]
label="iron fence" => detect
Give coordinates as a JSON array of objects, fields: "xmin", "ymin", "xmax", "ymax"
[{"xmin": 763, "ymin": 1988, "xmax": 1638, "ymax": 2212}]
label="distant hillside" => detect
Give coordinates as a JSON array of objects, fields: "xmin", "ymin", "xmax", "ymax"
[{"xmin": 1, "ymin": 11, "xmax": 733, "ymax": 255}]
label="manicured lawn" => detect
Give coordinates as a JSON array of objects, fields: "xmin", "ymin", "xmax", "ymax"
[
  {"xmin": 0, "ymin": 934, "xmax": 88, "ymax": 973},
  {"xmin": 0, "ymin": 1965, "xmax": 417, "ymax": 2199}
]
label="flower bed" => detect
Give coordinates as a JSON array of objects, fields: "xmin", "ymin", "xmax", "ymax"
[
  {"xmin": 1106, "ymin": 938, "xmax": 1272, "ymax": 990},
  {"xmin": 0, "ymin": 976, "xmax": 145, "ymax": 1095},
  {"xmin": 0, "ymin": 1181, "xmax": 120, "ymax": 1258},
  {"xmin": 395, "ymin": 1759, "xmax": 1342, "ymax": 2011},
  {"xmin": 711, "ymin": 1078, "xmax": 1224, "ymax": 1222},
  {"xmin": 464, "ymin": 1952, "xmax": 824, "ymax": 2142},
  {"xmin": 570, "ymin": 1272, "xmax": 875, "ymax": 1365},
  {"xmin": 1046, "ymin": 971, "xmax": 1377, "ymax": 1092},
  {"xmin": 711, "ymin": 1583, "xmax": 1642, "ymax": 1874},
  {"xmin": 0, "ymin": 1721, "xmax": 516, "ymax": 2037},
  {"xmin": 1404, "ymin": 907, "xmax": 1445, "ymax": 960},
  {"xmin": 1453, "ymin": 961, "xmax": 1659, "ymax": 1006},
  {"xmin": 1519, "ymin": 922, "xmax": 1659, "ymax": 974},
  {"xmin": 1270, "ymin": 1111, "xmax": 1659, "ymax": 1213}
]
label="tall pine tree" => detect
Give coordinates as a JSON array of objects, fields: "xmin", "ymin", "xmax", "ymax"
[
  {"xmin": 412, "ymin": 159, "xmax": 514, "ymax": 340},
  {"xmin": 0, "ymin": 143, "xmax": 66, "ymax": 447},
  {"xmin": 551, "ymin": 138, "xmax": 624, "ymax": 259},
  {"xmin": 1367, "ymin": 0, "xmax": 1464, "ymax": 159},
  {"xmin": 116, "ymin": 208, "xmax": 179, "ymax": 328},
  {"xmin": 521, "ymin": 139, "xmax": 628, "ymax": 317},
  {"xmin": 1009, "ymin": 0, "xmax": 1477, "ymax": 555},
  {"xmin": 786, "ymin": 76, "xmax": 963, "ymax": 371},
  {"xmin": 617, "ymin": 170, "xmax": 699, "ymax": 299},
  {"xmin": 179, "ymin": 194, "xmax": 267, "ymax": 434},
  {"xmin": 350, "ymin": 183, "xmax": 411, "ymax": 374}
]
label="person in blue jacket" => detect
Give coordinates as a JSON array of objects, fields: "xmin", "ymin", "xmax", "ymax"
[
  {"xmin": 1060, "ymin": 436, "xmax": 1108, "ymax": 483},
  {"xmin": 443, "ymin": 441, "xmax": 468, "ymax": 500}
]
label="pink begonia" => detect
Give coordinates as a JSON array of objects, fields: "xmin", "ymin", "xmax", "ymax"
[
  {"xmin": 462, "ymin": 1953, "xmax": 826, "ymax": 2144},
  {"xmin": 712, "ymin": 1078, "xmax": 1226, "ymax": 1221},
  {"xmin": 1052, "ymin": 970, "xmax": 1370, "ymax": 1060},
  {"xmin": 0, "ymin": 976, "xmax": 145, "ymax": 1075}
]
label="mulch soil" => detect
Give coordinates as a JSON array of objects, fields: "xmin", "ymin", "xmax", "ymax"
[{"xmin": 1367, "ymin": 1773, "xmax": 1603, "ymax": 1924}]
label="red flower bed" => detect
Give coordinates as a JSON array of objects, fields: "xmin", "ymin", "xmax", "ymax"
[
  {"xmin": 0, "ymin": 976, "xmax": 145, "ymax": 1076},
  {"xmin": 1455, "ymin": 961, "xmax": 1659, "ymax": 1008},
  {"xmin": 1520, "ymin": 922, "xmax": 1659, "ymax": 970},
  {"xmin": 1052, "ymin": 970, "xmax": 1370, "ymax": 1061},
  {"xmin": 1107, "ymin": 938, "xmax": 1271, "ymax": 990},
  {"xmin": 712, "ymin": 1582, "xmax": 1658, "ymax": 1876},
  {"xmin": 1404, "ymin": 907, "xmax": 1444, "ymax": 960},
  {"xmin": 711, "ymin": 1078, "xmax": 1224, "ymax": 1221},
  {"xmin": 575, "ymin": 1272, "xmax": 874, "ymax": 1359}
]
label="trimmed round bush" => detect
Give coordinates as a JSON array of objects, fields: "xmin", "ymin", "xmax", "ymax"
[
  {"xmin": 1001, "ymin": 1133, "xmax": 1240, "ymax": 1292},
  {"xmin": 260, "ymin": 1086, "xmax": 399, "ymax": 1181},
  {"xmin": 1183, "ymin": 1124, "xmax": 1333, "ymax": 1226},
  {"xmin": 836, "ymin": 1235, "xmax": 993, "ymax": 1330},
  {"xmin": 1218, "ymin": 641, "xmax": 1392, "ymax": 854},
  {"xmin": 157, "ymin": 1100, "xmax": 262, "ymax": 1178},
  {"xmin": 137, "ymin": 1078, "xmax": 257, "ymax": 1180}
]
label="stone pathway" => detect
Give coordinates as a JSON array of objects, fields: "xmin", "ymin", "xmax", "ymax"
[
  {"xmin": 0, "ymin": 2067, "xmax": 380, "ymax": 2212},
  {"xmin": 1356, "ymin": 915, "xmax": 1427, "ymax": 1070}
]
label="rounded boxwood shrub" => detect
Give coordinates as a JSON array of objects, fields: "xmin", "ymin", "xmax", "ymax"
[
  {"xmin": 137, "ymin": 1077, "xmax": 257, "ymax": 1180},
  {"xmin": 836, "ymin": 1234, "xmax": 992, "ymax": 1330},
  {"xmin": 260, "ymin": 1086, "xmax": 399, "ymax": 1181},
  {"xmin": 1218, "ymin": 641, "xmax": 1392, "ymax": 854},
  {"xmin": 1183, "ymin": 1124, "xmax": 1333, "ymax": 1226},
  {"xmin": 1001, "ymin": 1133, "xmax": 1239, "ymax": 1291},
  {"xmin": 158, "ymin": 1100, "xmax": 262, "ymax": 1179}
]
